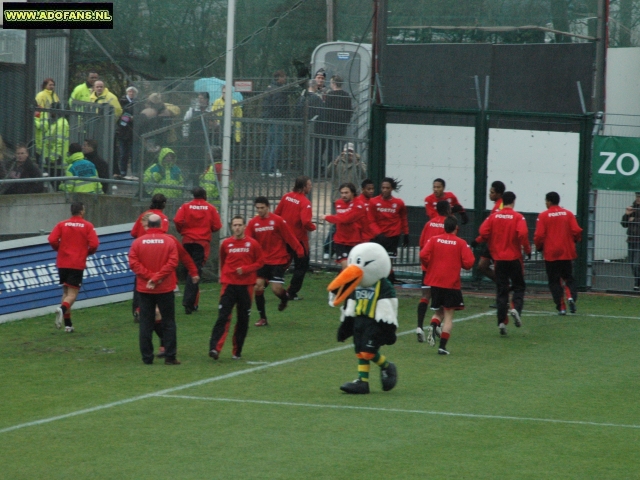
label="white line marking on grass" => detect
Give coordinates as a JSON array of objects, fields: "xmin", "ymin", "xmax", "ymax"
[
  {"xmin": 157, "ymin": 394, "xmax": 640, "ymax": 430},
  {"xmin": 0, "ymin": 310, "xmax": 493, "ymax": 435},
  {"xmin": 521, "ymin": 310, "xmax": 640, "ymax": 320}
]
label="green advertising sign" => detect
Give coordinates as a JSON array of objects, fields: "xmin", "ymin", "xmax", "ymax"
[{"xmin": 592, "ymin": 136, "xmax": 640, "ymax": 191}]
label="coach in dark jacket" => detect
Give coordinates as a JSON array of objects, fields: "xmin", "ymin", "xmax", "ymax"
[
  {"xmin": 2, "ymin": 144, "xmax": 44, "ymax": 195},
  {"xmin": 260, "ymin": 70, "xmax": 290, "ymax": 175}
]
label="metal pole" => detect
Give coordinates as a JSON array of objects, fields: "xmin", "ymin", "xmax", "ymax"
[
  {"xmin": 221, "ymin": 0, "xmax": 236, "ymax": 237},
  {"xmin": 592, "ymin": 0, "xmax": 607, "ymax": 113},
  {"xmin": 326, "ymin": 0, "xmax": 334, "ymax": 42}
]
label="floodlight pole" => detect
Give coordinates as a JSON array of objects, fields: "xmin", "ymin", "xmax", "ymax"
[{"xmin": 221, "ymin": 0, "xmax": 236, "ymax": 237}]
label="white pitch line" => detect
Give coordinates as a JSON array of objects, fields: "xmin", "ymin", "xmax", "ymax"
[
  {"xmin": 0, "ymin": 308, "xmax": 619, "ymax": 435},
  {"xmin": 157, "ymin": 394, "xmax": 640, "ymax": 430}
]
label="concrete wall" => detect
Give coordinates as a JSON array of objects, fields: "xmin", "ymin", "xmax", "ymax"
[{"xmin": 0, "ymin": 193, "xmax": 219, "ymax": 279}]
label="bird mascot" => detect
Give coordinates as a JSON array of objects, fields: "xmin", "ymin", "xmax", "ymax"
[{"xmin": 327, "ymin": 242, "xmax": 398, "ymax": 394}]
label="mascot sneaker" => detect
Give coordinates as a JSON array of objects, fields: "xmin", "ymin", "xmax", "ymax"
[
  {"xmin": 340, "ymin": 379, "xmax": 370, "ymax": 394},
  {"xmin": 380, "ymin": 362, "xmax": 397, "ymax": 391}
]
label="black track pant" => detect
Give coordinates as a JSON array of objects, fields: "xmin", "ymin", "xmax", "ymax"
[
  {"xmin": 495, "ymin": 259, "xmax": 525, "ymax": 325},
  {"xmin": 183, "ymin": 243, "xmax": 205, "ymax": 309},
  {"xmin": 210, "ymin": 284, "xmax": 253, "ymax": 357},
  {"xmin": 139, "ymin": 291, "xmax": 176, "ymax": 363},
  {"xmin": 545, "ymin": 260, "xmax": 576, "ymax": 308}
]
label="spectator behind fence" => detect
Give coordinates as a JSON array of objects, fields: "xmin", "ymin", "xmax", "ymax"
[
  {"xmin": 295, "ymin": 79, "xmax": 324, "ymax": 121},
  {"xmin": 320, "ymin": 75, "xmax": 354, "ymax": 165},
  {"xmin": 183, "ymin": 92, "xmax": 211, "ymax": 184},
  {"xmin": 90, "ymin": 80, "xmax": 123, "ymax": 119},
  {"xmin": 40, "ymin": 110, "xmax": 70, "ymax": 181},
  {"xmin": 83, "ymin": 139, "xmax": 109, "ymax": 193},
  {"xmin": 0, "ymin": 135, "xmax": 5, "ymax": 179},
  {"xmin": 330, "ymin": 142, "xmax": 365, "ymax": 199},
  {"xmin": 143, "ymin": 147, "xmax": 184, "ymax": 198},
  {"xmin": 621, "ymin": 192, "xmax": 640, "ymax": 291},
  {"xmin": 116, "ymin": 86, "xmax": 139, "ymax": 179},
  {"xmin": 212, "ymin": 86, "xmax": 243, "ymax": 144},
  {"xmin": 1, "ymin": 143, "xmax": 44, "ymax": 195},
  {"xmin": 59, "ymin": 143, "xmax": 102, "ymax": 194},
  {"xmin": 138, "ymin": 93, "xmax": 181, "ymax": 148},
  {"xmin": 260, "ymin": 70, "xmax": 289, "ymax": 177},
  {"xmin": 35, "ymin": 78, "xmax": 61, "ymax": 109},
  {"xmin": 69, "ymin": 71, "xmax": 99, "ymax": 107}
]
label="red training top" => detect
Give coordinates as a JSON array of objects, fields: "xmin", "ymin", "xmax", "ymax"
[
  {"xmin": 425, "ymin": 191, "xmax": 463, "ymax": 219},
  {"xmin": 420, "ymin": 232, "xmax": 475, "ymax": 289},
  {"xmin": 173, "ymin": 199, "xmax": 222, "ymax": 260},
  {"xmin": 491, "ymin": 198, "xmax": 504, "ymax": 213},
  {"xmin": 418, "ymin": 215, "xmax": 447, "ymax": 271},
  {"xmin": 130, "ymin": 209, "xmax": 169, "ymax": 238},
  {"xmin": 274, "ymin": 191, "xmax": 316, "ymax": 250},
  {"xmin": 48, "ymin": 215, "xmax": 99, "ymax": 270},
  {"xmin": 219, "ymin": 235, "xmax": 264, "ymax": 285},
  {"xmin": 357, "ymin": 194, "xmax": 375, "ymax": 242},
  {"xmin": 534, "ymin": 205, "xmax": 582, "ymax": 261},
  {"xmin": 246, "ymin": 212, "xmax": 303, "ymax": 265},
  {"xmin": 476, "ymin": 207, "xmax": 531, "ymax": 261},
  {"xmin": 325, "ymin": 198, "xmax": 365, "ymax": 246},
  {"xmin": 128, "ymin": 228, "xmax": 179, "ymax": 294},
  {"xmin": 368, "ymin": 194, "xmax": 409, "ymax": 237}
]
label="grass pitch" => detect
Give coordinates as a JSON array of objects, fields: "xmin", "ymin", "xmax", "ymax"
[{"xmin": 2, "ymin": 272, "xmax": 640, "ymax": 479}]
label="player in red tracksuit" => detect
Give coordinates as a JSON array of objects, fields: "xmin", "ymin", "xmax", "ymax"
[
  {"xmin": 472, "ymin": 191, "xmax": 531, "ymax": 336},
  {"xmin": 209, "ymin": 215, "xmax": 264, "ymax": 360},
  {"xmin": 246, "ymin": 196, "xmax": 304, "ymax": 326},
  {"xmin": 476, "ymin": 181, "xmax": 506, "ymax": 287},
  {"xmin": 420, "ymin": 216, "xmax": 475, "ymax": 354},
  {"xmin": 128, "ymin": 214, "xmax": 181, "ymax": 365},
  {"xmin": 275, "ymin": 176, "xmax": 316, "ymax": 301},
  {"xmin": 130, "ymin": 194, "xmax": 170, "ymax": 238},
  {"xmin": 130, "ymin": 194, "xmax": 170, "ymax": 322},
  {"xmin": 369, "ymin": 177, "xmax": 409, "ymax": 284},
  {"xmin": 416, "ymin": 200, "xmax": 450, "ymax": 342},
  {"xmin": 358, "ymin": 179, "xmax": 376, "ymax": 242},
  {"xmin": 48, "ymin": 202, "xmax": 99, "ymax": 333},
  {"xmin": 321, "ymin": 182, "xmax": 366, "ymax": 269},
  {"xmin": 534, "ymin": 191, "xmax": 583, "ymax": 315},
  {"xmin": 135, "ymin": 210, "xmax": 200, "ymax": 358},
  {"xmin": 173, "ymin": 187, "xmax": 222, "ymax": 314},
  {"xmin": 424, "ymin": 178, "xmax": 468, "ymax": 225}
]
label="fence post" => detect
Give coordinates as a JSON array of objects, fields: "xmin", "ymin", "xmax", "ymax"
[
  {"xmin": 369, "ymin": 104, "xmax": 386, "ymax": 186},
  {"xmin": 582, "ymin": 112, "xmax": 602, "ymax": 290},
  {"xmin": 472, "ymin": 109, "xmax": 489, "ymax": 280}
]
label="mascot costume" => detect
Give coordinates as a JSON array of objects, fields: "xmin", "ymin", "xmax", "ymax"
[{"xmin": 327, "ymin": 242, "xmax": 398, "ymax": 394}]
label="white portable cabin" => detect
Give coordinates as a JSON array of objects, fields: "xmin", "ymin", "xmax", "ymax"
[{"xmin": 311, "ymin": 41, "xmax": 372, "ymax": 141}]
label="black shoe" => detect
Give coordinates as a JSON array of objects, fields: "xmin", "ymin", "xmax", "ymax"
[
  {"xmin": 499, "ymin": 322, "xmax": 507, "ymax": 336},
  {"xmin": 164, "ymin": 358, "xmax": 181, "ymax": 365},
  {"xmin": 438, "ymin": 348, "xmax": 450, "ymax": 355},
  {"xmin": 380, "ymin": 362, "xmax": 397, "ymax": 391},
  {"xmin": 184, "ymin": 306, "xmax": 194, "ymax": 315},
  {"xmin": 209, "ymin": 349, "xmax": 219, "ymax": 360},
  {"xmin": 143, "ymin": 359, "xmax": 153, "ymax": 365},
  {"xmin": 568, "ymin": 298, "xmax": 576, "ymax": 314},
  {"xmin": 340, "ymin": 379, "xmax": 370, "ymax": 394},
  {"xmin": 489, "ymin": 303, "xmax": 498, "ymax": 309},
  {"xmin": 277, "ymin": 294, "xmax": 289, "ymax": 312}
]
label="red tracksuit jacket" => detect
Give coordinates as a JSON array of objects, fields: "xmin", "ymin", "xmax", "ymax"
[
  {"xmin": 476, "ymin": 207, "xmax": 531, "ymax": 261},
  {"xmin": 357, "ymin": 194, "xmax": 375, "ymax": 242},
  {"xmin": 368, "ymin": 194, "xmax": 409, "ymax": 237},
  {"xmin": 274, "ymin": 191, "xmax": 316, "ymax": 250},
  {"xmin": 128, "ymin": 228, "xmax": 179, "ymax": 294},
  {"xmin": 421, "ymin": 233, "xmax": 475, "ymax": 289},
  {"xmin": 534, "ymin": 206, "xmax": 582, "ymax": 261},
  {"xmin": 219, "ymin": 235, "xmax": 264, "ymax": 285},
  {"xmin": 418, "ymin": 215, "xmax": 447, "ymax": 271},
  {"xmin": 325, "ymin": 198, "xmax": 365, "ymax": 246},
  {"xmin": 48, "ymin": 216, "xmax": 99, "ymax": 270},
  {"xmin": 173, "ymin": 199, "xmax": 222, "ymax": 259},
  {"xmin": 425, "ymin": 191, "xmax": 464, "ymax": 219},
  {"xmin": 246, "ymin": 212, "xmax": 303, "ymax": 265},
  {"xmin": 130, "ymin": 209, "xmax": 170, "ymax": 238}
]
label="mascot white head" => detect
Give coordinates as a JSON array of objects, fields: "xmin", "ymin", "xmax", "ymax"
[{"xmin": 327, "ymin": 242, "xmax": 392, "ymax": 307}]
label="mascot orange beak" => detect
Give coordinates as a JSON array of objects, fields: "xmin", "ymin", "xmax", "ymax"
[{"xmin": 327, "ymin": 264, "xmax": 364, "ymax": 306}]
